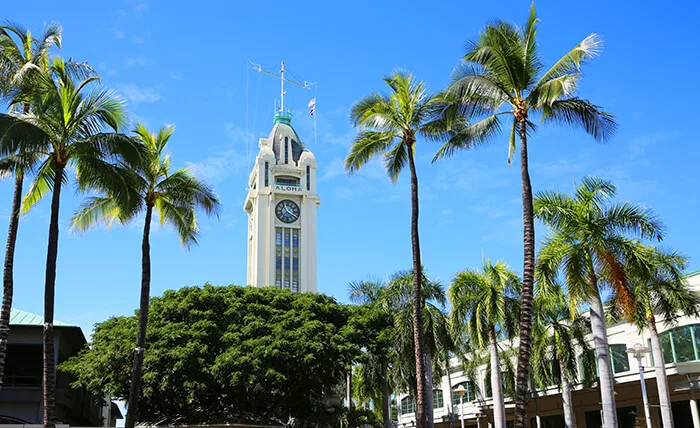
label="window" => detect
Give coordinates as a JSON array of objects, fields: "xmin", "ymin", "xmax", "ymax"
[
  {"xmin": 484, "ymin": 372, "xmax": 509, "ymax": 399},
  {"xmin": 660, "ymin": 324, "xmax": 700, "ymax": 363},
  {"xmin": 400, "ymin": 396, "xmax": 416, "ymax": 414},
  {"xmin": 452, "ymin": 381, "xmax": 475, "ymax": 405},
  {"xmin": 264, "ymin": 162, "xmax": 269, "ymax": 187},
  {"xmin": 276, "ymin": 176, "xmax": 299, "ymax": 186},
  {"xmin": 275, "ymin": 228, "xmax": 283, "ymax": 289},
  {"xmin": 306, "ymin": 165, "xmax": 311, "ymax": 191},
  {"xmin": 610, "ymin": 344, "xmax": 630, "ymax": 374},
  {"xmin": 275, "ymin": 227, "xmax": 301, "ymax": 293},
  {"xmin": 292, "ymin": 229, "xmax": 300, "ymax": 293},
  {"xmin": 284, "ymin": 137, "xmax": 289, "ymax": 164},
  {"xmin": 433, "ymin": 390, "xmax": 443, "ymax": 409}
]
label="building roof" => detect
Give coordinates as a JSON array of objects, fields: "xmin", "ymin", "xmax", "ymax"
[{"xmin": 10, "ymin": 308, "xmax": 74, "ymax": 327}]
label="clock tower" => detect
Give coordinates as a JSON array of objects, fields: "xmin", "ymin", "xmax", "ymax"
[{"xmin": 244, "ymin": 111, "xmax": 320, "ymax": 293}]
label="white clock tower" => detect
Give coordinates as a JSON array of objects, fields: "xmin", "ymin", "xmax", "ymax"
[{"xmin": 244, "ymin": 110, "xmax": 320, "ymax": 293}]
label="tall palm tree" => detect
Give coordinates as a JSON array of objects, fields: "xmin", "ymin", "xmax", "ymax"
[
  {"xmin": 346, "ymin": 71, "xmax": 449, "ymax": 428},
  {"xmin": 531, "ymin": 283, "xmax": 593, "ymax": 428},
  {"xmin": 607, "ymin": 245, "xmax": 700, "ymax": 428},
  {"xmin": 0, "ymin": 57, "xmax": 142, "ymax": 428},
  {"xmin": 449, "ymin": 260, "xmax": 521, "ymax": 428},
  {"xmin": 71, "ymin": 123, "xmax": 220, "ymax": 428},
  {"xmin": 535, "ymin": 177, "xmax": 664, "ymax": 428},
  {"xmin": 383, "ymin": 269, "xmax": 451, "ymax": 427},
  {"xmin": 432, "ymin": 6, "xmax": 616, "ymax": 425},
  {"xmin": 0, "ymin": 22, "xmax": 62, "ymax": 387},
  {"xmin": 348, "ymin": 280, "xmax": 394, "ymax": 428}
]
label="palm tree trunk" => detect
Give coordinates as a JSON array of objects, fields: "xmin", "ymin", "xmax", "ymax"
[
  {"xmin": 346, "ymin": 368, "xmax": 353, "ymax": 410},
  {"xmin": 124, "ymin": 205, "xmax": 153, "ymax": 428},
  {"xmin": 444, "ymin": 356, "xmax": 455, "ymax": 428},
  {"xmin": 406, "ymin": 143, "xmax": 427, "ymax": 428},
  {"xmin": 559, "ymin": 358, "xmax": 576, "ymax": 428},
  {"xmin": 43, "ymin": 163, "xmax": 64, "ymax": 428},
  {"xmin": 425, "ymin": 345, "xmax": 434, "ymax": 425},
  {"xmin": 589, "ymin": 282, "xmax": 618, "ymax": 428},
  {"xmin": 489, "ymin": 326, "xmax": 506, "ymax": 428},
  {"xmin": 0, "ymin": 172, "xmax": 23, "ymax": 386},
  {"xmin": 648, "ymin": 315, "xmax": 674, "ymax": 428},
  {"xmin": 381, "ymin": 362, "xmax": 392, "ymax": 428},
  {"xmin": 514, "ymin": 120, "xmax": 535, "ymax": 428}
]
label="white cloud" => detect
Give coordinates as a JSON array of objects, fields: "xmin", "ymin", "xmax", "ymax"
[
  {"xmin": 124, "ymin": 55, "xmax": 147, "ymax": 68},
  {"xmin": 132, "ymin": 35, "xmax": 144, "ymax": 44},
  {"xmin": 319, "ymin": 158, "xmax": 345, "ymax": 181},
  {"xmin": 113, "ymin": 29, "xmax": 125, "ymax": 40},
  {"xmin": 135, "ymin": 2, "xmax": 149, "ymax": 11},
  {"xmin": 169, "ymin": 72, "xmax": 183, "ymax": 80},
  {"xmin": 184, "ymin": 124, "xmax": 254, "ymax": 183},
  {"xmin": 118, "ymin": 84, "xmax": 162, "ymax": 104}
]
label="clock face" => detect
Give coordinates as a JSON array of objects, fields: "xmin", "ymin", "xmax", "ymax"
[{"xmin": 275, "ymin": 200, "xmax": 300, "ymax": 223}]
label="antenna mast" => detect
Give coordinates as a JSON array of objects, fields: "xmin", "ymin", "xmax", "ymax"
[{"xmin": 249, "ymin": 59, "xmax": 315, "ymax": 114}]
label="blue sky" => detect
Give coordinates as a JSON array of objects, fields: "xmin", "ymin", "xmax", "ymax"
[{"xmin": 2, "ymin": 0, "xmax": 700, "ymax": 336}]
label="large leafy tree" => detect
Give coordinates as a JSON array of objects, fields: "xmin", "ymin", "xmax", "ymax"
[
  {"xmin": 432, "ymin": 6, "xmax": 616, "ymax": 425},
  {"xmin": 0, "ymin": 58, "xmax": 142, "ymax": 428},
  {"xmin": 449, "ymin": 260, "xmax": 520, "ymax": 428},
  {"xmin": 0, "ymin": 21, "xmax": 61, "ymax": 388},
  {"xmin": 71, "ymin": 124, "xmax": 220, "ymax": 428},
  {"xmin": 535, "ymin": 177, "xmax": 663, "ymax": 428},
  {"xmin": 608, "ymin": 245, "xmax": 700, "ymax": 428},
  {"xmin": 531, "ymin": 284, "xmax": 593, "ymax": 428},
  {"xmin": 346, "ymin": 71, "xmax": 448, "ymax": 428},
  {"xmin": 60, "ymin": 285, "xmax": 361, "ymax": 426}
]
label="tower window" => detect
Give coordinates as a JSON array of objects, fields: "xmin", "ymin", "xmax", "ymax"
[
  {"xmin": 284, "ymin": 137, "xmax": 289, "ymax": 164},
  {"xmin": 306, "ymin": 165, "xmax": 310, "ymax": 191},
  {"xmin": 264, "ymin": 162, "xmax": 269, "ymax": 187}
]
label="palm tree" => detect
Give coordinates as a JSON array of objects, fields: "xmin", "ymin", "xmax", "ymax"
[
  {"xmin": 449, "ymin": 260, "xmax": 521, "ymax": 428},
  {"xmin": 432, "ymin": 6, "xmax": 616, "ymax": 425},
  {"xmin": 348, "ymin": 280, "xmax": 394, "ymax": 428},
  {"xmin": 383, "ymin": 269, "xmax": 451, "ymax": 427},
  {"xmin": 346, "ymin": 71, "xmax": 449, "ymax": 428},
  {"xmin": 535, "ymin": 177, "xmax": 664, "ymax": 428},
  {"xmin": 532, "ymin": 283, "xmax": 593, "ymax": 428},
  {"xmin": 607, "ymin": 245, "xmax": 700, "ymax": 428},
  {"xmin": 0, "ymin": 58, "xmax": 141, "ymax": 428},
  {"xmin": 0, "ymin": 22, "xmax": 62, "ymax": 387},
  {"xmin": 71, "ymin": 123, "xmax": 220, "ymax": 428}
]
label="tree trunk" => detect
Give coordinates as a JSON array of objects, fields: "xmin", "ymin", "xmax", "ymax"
[
  {"xmin": 381, "ymin": 362, "xmax": 392, "ymax": 428},
  {"xmin": 0, "ymin": 172, "xmax": 23, "ymax": 386},
  {"xmin": 559, "ymin": 358, "xmax": 576, "ymax": 428},
  {"xmin": 346, "ymin": 368, "xmax": 353, "ymax": 410},
  {"xmin": 648, "ymin": 315, "xmax": 674, "ymax": 428},
  {"xmin": 444, "ymin": 356, "xmax": 455, "ymax": 428},
  {"xmin": 589, "ymin": 282, "xmax": 618, "ymax": 428},
  {"xmin": 43, "ymin": 163, "xmax": 64, "ymax": 428},
  {"xmin": 514, "ymin": 120, "xmax": 534, "ymax": 428},
  {"xmin": 406, "ymin": 143, "xmax": 428, "ymax": 428},
  {"xmin": 124, "ymin": 205, "xmax": 153, "ymax": 428},
  {"xmin": 425, "ymin": 344, "xmax": 434, "ymax": 426},
  {"xmin": 489, "ymin": 326, "xmax": 506, "ymax": 428}
]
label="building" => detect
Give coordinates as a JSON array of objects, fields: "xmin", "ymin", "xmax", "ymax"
[
  {"xmin": 244, "ymin": 109, "xmax": 319, "ymax": 293},
  {"xmin": 397, "ymin": 272, "xmax": 700, "ymax": 428},
  {"xmin": 0, "ymin": 308, "xmax": 121, "ymax": 426}
]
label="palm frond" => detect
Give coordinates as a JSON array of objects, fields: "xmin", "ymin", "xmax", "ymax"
[
  {"xmin": 345, "ymin": 131, "xmax": 395, "ymax": 175},
  {"xmin": 535, "ymin": 33, "xmax": 602, "ymax": 88},
  {"xmin": 70, "ymin": 196, "xmax": 124, "ymax": 232},
  {"xmin": 433, "ymin": 114, "xmax": 503, "ymax": 161},
  {"xmin": 22, "ymin": 156, "xmax": 63, "ymax": 213},
  {"xmin": 542, "ymin": 97, "xmax": 616, "ymax": 142},
  {"xmin": 155, "ymin": 197, "xmax": 198, "ymax": 247}
]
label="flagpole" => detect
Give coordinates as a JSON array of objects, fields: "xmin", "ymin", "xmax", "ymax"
[{"xmin": 313, "ymin": 86, "xmax": 318, "ymax": 147}]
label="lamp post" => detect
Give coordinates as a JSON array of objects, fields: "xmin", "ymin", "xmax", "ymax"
[
  {"xmin": 627, "ymin": 343, "xmax": 653, "ymax": 428},
  {"xmin": 475, "ymin": 409, "xmax": 482, "ymax": 428},
  {"xmin": 455, "ymin": 385, "xmax": 466, "ymax": 428}
]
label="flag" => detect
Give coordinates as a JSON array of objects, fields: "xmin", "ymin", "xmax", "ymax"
[{"xmin": 308, "ymin": 98, "xmax": 316, "ymax": 116}]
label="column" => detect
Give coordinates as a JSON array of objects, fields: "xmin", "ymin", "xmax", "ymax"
[{"xmin": 690, "ymin": 398, "xmax": 700, "ymax": 428}]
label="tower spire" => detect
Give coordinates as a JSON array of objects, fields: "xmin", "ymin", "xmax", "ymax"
[{"xmin": 280, "ymin": 60, "xmax": 286, "ymax": 113}]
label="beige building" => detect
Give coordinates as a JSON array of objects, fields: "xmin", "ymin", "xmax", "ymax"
[
  {"xmin": 398, "ymin": 272, "xmax": 700, "ymax": 428},
  {"xmin": 244, "ymin": 111, "xmax": 319, "ymax": 293}
]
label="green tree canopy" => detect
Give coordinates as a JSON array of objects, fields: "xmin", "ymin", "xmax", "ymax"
[{"xmin": 61, "ymin": 285, "xmax": 364, "ymax": 426}]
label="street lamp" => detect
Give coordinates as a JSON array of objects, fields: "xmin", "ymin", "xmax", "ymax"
[
  {"xmin": 475, "ymin": 409, "xmax": 483, "ymax": 428},
  {"xmin": 455, "ymin": 385, "xmax": 466, "ymax": 428},
  {"xmin": 627, "ymin": 343, "xmax": 653, "ymax": 428}
]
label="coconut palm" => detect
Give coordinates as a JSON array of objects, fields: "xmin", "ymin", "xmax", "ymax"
[
  {"xmin": 0, "ymin": 57, "xmax": 142, "ymax": 428},
  {"xmin": 449, "ymin": 260, "xmax": 521, "ymax": 428},
  {"xmin": 607, "ymin": 245, "xmax": 700, "ymax": 428},
  {"xmin": 432, "ymin": 6, "xmax": 616, "ymax": 424},
  {"xmin": 71, "ymin": 123, "xmax": 220, "ymax": 428},
  {"xmin": 532, "ymin": 283, "xmax": 593, "ymax": 428},
  {"xmin": 346, "ymin": 71, "xmax": 450, "ymax": 428},
  {"xmin": 535, "ymin": 177, "xmax": 664, "ymax": 428},
  {"xmin": 348, "ymin": 279, "xmax": 394, "ymax": 428},
  {"xmin": 0, "ymin": 22, "xmax": 62, "ymax": 387},
  {"xmin": 383, "ymin": 270, "xmax": 452, "ymax": 427}
]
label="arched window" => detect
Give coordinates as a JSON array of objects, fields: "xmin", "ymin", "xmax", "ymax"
[
  {"xmin": 452, "ymin": 381, "xmax": 475, "ymax": 405},
  {"xmin": 433, "ymin": 389, "xmax": 443, "ymax": 409},
  {"xmin": 659, "ymin": 324, "xmax": 700, "ymax": 363},
  {"xmin": 306, "ymin": 165, "xmax": 311, "ymax": 191},
  {"xmin": 400, "ymin": 396, "xmax": 416, "ymax": 415}
]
